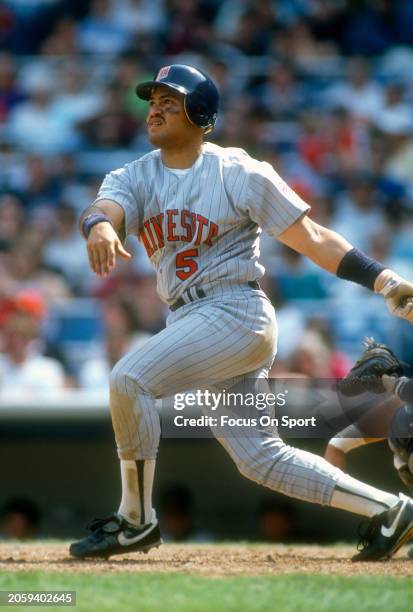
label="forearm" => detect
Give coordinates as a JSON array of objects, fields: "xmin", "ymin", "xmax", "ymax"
[
  {"xmin": 351, "ymin": 394, "xmax": 403, "ymax": 437},
  {"xmin": 297, "ymin": 224, "xmax": 353, "ymax": 274},
  {"xmin": 79, "ymin": 199, "xmax": 126, "ymax": 236},
  {"xmin": 79, "ymin": 198, "xmax": 131, "ymax": 277},
  {"xmin": 278, "ymin": 215, "xmax": 352, "ymax": 274},
  {"xmin": 278, "ymin": 215, "xmax": 390, "ymax": 291},
  {"xmin": 328, "ymin": 423, "xmax": 384, "ymax": 453}
]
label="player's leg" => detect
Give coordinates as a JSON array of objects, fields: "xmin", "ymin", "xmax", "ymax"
[
  {"xmin": 211, "ymin": 375, "xmax": 413, "ymax": 560},
  {"xmin": 216, "ymin": 429, "xmax": 399, "ymax": 515},
  {"xmin": 70, "ymin": 294, "xmax": 276, "ymax": 558},
  {"xmin": 109, "ymin": 297, "xmax": 276, "ymax": 523},
  {"xmin": 211, "ymin": 375, "xmax": 398, "ymax": 516}
]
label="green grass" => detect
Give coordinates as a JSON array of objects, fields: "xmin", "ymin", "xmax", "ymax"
[{"xmin": 0, "ymin": 572, "xmax": 412, "ymax": 612}]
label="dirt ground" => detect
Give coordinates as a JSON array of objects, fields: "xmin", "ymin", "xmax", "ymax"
[{"xmin": 1, "ymin": 543, "xmax": 413, "ymax": 577}]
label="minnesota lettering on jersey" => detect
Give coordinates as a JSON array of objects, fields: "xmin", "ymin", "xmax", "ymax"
[{"xmin": 139, "ymin": 208, "xmax": 219, "ymax": 258}]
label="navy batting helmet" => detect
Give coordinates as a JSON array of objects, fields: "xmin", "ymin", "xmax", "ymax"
[{"xmin": 136, "ymin": 64, "xmax": 219, "ymax": 133}]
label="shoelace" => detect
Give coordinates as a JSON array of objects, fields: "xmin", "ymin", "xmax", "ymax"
[
  {"xmin": 356, "ymin": 515, "xmax": 381, "ymax": 551},
  {"xmin": 88, "ymin": 515, "xmax": 120, "ymax": 532}
]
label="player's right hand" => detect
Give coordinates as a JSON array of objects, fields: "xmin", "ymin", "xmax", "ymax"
[
  {"xmin": 87, "ymin": 221, "xmax": 132, "ymax": 277},
  {"xmin": 375, "ymin": 270, "xmax": 413, "ymax": 324}
]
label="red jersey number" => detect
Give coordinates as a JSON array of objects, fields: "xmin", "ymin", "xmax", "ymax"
[{"xmin": 176, "ymin": 248, "xmax": 198, "ymax": 281}]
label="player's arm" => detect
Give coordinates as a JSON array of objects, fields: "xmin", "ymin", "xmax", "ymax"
[
  {"xmin": 325, "ymin": 434, "xmax": 383, "ymax": 471},
  {"xmin": 324, "ymin": 393, "xmax": 403, "ymax": 469},
  {"xmin": 278, "ymin": 214, "xmax": 413, "ymax": 324},
  {"xmin": 79, "ymin": 199, "xmax": 131, "ymax": 278}
]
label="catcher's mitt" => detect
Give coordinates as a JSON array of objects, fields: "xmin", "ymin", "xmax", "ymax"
[{"xmin": 337, "ymin": 337, "xmax": 404, "ymax": 397}]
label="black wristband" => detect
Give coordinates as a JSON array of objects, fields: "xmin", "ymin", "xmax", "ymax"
[
  {"xmin": 336, "ymin": 247, "xmax": 386, "ymax": 291},
  {"xmin": 81, "ymin": 213, "xmax": 112, "ymax": 238}
]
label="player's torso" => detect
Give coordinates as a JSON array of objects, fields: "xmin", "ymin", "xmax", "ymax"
[{"xmin": 136, "ymin": 143, "xmax": 262, "ymax": 303}]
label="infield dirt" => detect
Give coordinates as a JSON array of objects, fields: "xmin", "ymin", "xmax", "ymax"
[{"xmin": 1, "ymin": 543, "xmax": 413, "ymax": 577}]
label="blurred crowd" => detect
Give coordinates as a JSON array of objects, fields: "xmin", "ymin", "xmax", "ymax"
[
  {"xmin": 1, "ymin": 0, "xmax": 413, "ymax": 393},
  {"xmin": 0, "ymin": 487, "xmax": 298, "ymax": 543}
]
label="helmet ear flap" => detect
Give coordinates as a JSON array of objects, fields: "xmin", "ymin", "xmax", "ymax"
[{"xmin": 185, "ymin": 92, "xmax": 215, "ymax": 130}]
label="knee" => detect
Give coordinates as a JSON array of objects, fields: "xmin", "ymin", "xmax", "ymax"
[
  {"xmin": 237, "ymin": 459, "xmax": 265, "ymax": 485},
  {"xmin": 109, "ymin": 359, "xmax": 139, "ymax": 396},
  {"xmin": 235, "ymin": 439, "xmax": 287, "ymax": 486}
]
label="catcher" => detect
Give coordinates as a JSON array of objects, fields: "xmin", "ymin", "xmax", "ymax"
[{"xmin": 325, "ymin": 338, "xmax": 413, "ymax": 499}]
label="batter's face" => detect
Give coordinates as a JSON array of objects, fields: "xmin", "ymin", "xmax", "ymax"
[{"xmin": 146, "ymin": 85, "xmax": 199, "ymax": 147}]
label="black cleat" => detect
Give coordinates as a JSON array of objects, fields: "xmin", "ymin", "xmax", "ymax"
[
  {"xmin": 352, "ymin": 494, "xmax": 413, "ymax": 562},
  {"xmin": 69, "ymin": 512, "xmax": 162, "ymax": 559}
]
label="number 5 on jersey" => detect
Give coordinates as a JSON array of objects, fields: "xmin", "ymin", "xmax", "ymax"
[{"xmin": 176, "ymin": 248, "xmax": 198, "ymax": 280}]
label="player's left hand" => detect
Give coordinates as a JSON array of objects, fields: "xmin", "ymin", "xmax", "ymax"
[{"xmin": 375, "ymin": 271, "xmax": 413, "ymax": 324}]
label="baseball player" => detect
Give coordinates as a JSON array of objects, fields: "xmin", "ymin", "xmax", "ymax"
[
  {"xmin": 325, "ymin": 350, "xmax": 413, "ymax": 557},
  {"xmin": 325, "ymin": 345, "xmax": 413, "ymax": 493},
  {"xmin": 71, "ymin": 64, "xmax": 413, "ymax": 562}
]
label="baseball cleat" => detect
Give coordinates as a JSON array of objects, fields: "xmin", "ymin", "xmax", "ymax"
[
  {"xmin": 352, "ymin": 493, "xmax": 413, "ymax": 562},
  {"xmin": 69, "ymin": 512, "xmax": 162, "ymax": 559}
]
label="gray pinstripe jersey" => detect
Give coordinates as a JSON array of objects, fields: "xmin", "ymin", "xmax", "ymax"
[{"xmin": 95, "ymin": 142, "xmax": 309, "ymax": 305}]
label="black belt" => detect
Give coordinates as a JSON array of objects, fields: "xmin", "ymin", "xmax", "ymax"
[{"xmin": 170, "ymin": 281, "xmax": 260, "ymax": 312}]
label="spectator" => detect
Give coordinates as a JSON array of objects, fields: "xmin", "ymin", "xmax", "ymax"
[
  {"xmin": 159, "ymin": 483, "xmax": 212, "ymax": 543},
  {"xmin": 40, "ymin": 17, "xmax": 80, "ymax": 56},
  {"xmin": 109, "ymin": 0, "xmax": 166, "ymax": 38},
  {"xmin": 7, "ymin": 68, "xmax": 79, "ymax": 153},
  {"xmin": 42, "ymin": 204, "xmax": 93, "ymax": 292},
  {"xmin": 2, "ymin": 231, "xmax": 71, "ymax": 301},
  {"xmin": 323, "ymin": 57, "xmax": 383, "ymax": 123},
  {"xmin": 76, "ymin": 0, "xmax": 133, "ymax": 55},
  {"xmin": 253, "ymin": 61, "xmax": 306, "ymax": 119},
  {"xmin": 331, "ymin": 173, "xmax": 387, "ymax": 252},
  {"xmin": 372, "ymin": 78, "xmax": 412, "ymax": 134},
  {"xmin": 0, "ymin": 0, "xmax": 412, "ymax": 383},
  {"xmin": 99, "ymin": 293, "xmax": 156, "ymax": 339},
  {"xmin": 381, "ymin": 117, "xmax": 413, "ymax": 193},
  {"xmin": 17, "ymin": 154, "xmax": 61, "ymax": 210},
  {"xmin": 288, "ymin": 328, "xmax": 336, "ymax": 379},
  {"xmin": 272, "ymin": 245, "xmax": 329, "ymax": 301},
  {"xmin": 0, "ymin": 53, "xmax": 25, "ymax": 122},
  {"xmin": 52, "ymin": 61, "xmax": 103, "ymax": 129},
  {"xmin": 0, "ymin": 193, "xmax": 24, "ymax": 249},
  {"xmin": 78, "ymin": 328, "xmax": 150, "ymax": 390},
  {"xmin": 0, "ymin": 498, "xmax": 41, "ymax": 540},
  {"xmin": 0, "ymin": 291, "xmax": 66, "ymax": 395},
  {"xmin": 257, "ymin": 496, "xmax": 297, "ymax": 543},
  {"xmin": 78, "ymin": 84, "xmax": 139, "ymax": 150}
]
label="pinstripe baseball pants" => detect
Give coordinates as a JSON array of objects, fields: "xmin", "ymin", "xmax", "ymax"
[{"xmin": 109, "ymin": 288, "xmax": 342, "ymax": 506}]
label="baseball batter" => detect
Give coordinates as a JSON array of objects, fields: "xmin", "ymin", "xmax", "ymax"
[{"xmin": 71, "ymin": 65, "xmax": 413, "ymax": 562}]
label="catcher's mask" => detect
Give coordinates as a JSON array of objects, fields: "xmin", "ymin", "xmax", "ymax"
[{"xmin": 136, "ymin": 64, "xmax": 219, "ymax": 134}]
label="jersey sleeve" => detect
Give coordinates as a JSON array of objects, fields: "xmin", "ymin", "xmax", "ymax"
[
  {"xmin": 244, "ymin": 160, "xmax": 310, "ymax": 237},
  {"xmin": 94, "ymin": 164, "xmax": 142, "ymax": 236}
]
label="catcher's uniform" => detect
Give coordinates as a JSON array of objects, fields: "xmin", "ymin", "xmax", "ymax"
[{"xmin": 98, "ymin": 143, "xmax": 344, "ymax": 505}]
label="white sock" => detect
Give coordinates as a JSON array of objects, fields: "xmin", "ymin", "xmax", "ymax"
[
  {"xmin": 118, "ymin": 459, "xmax": 156, "ymax": 526},
  {"xmin": 330, "ymin": 472, "xmax": 399, "ymax": 517}
]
